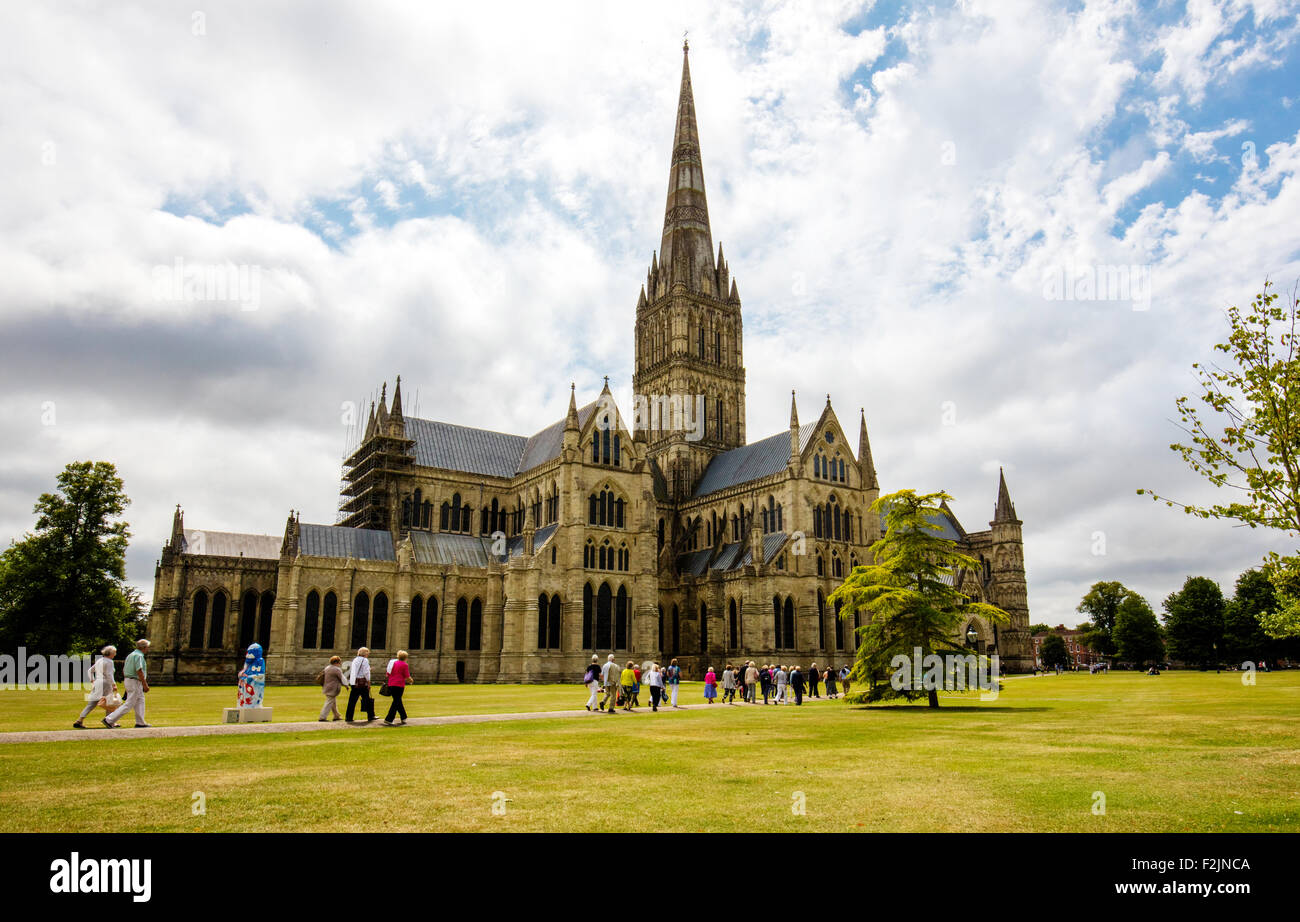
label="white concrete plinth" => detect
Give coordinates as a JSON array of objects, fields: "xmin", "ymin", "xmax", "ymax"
[{"xmin": 222, "ymin": 707, "xmax": 272, "ymax": 723}]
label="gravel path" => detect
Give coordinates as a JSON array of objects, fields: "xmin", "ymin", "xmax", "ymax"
[{"xmin": 0, "ymin": 702, "xmax": 730, "ymax": 744}]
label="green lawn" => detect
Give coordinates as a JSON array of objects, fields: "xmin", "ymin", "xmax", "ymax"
[{"xmin": 1, "ymin": 671, "xmax": 1297, "ymax": 832}]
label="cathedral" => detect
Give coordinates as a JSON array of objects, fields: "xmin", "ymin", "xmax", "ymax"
[{"xmin": 146, "ymin": 44, "xmax": 1033, "ymax": 684}]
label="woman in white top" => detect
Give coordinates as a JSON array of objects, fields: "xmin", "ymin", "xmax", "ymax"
[{"xmin": 73, "ymin": 646, "xmax": 117, "ymax": 728}]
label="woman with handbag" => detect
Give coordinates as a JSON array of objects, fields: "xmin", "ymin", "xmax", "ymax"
[
  {"xmin": 345, "ymin": 647, "xmax": 375, "ymax": 722},
  {"xmin": 319, "ymin": 655, "xmax": 344, "ymax": 721},
  {"xmin": 382, "ymin": 650, "xmax": 411, "ymax": 726},
  {"xmin": 73, "ymin": 645, "xmax": 118, "ymax": 728}
]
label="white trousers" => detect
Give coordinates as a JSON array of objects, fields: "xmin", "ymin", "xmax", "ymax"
[
  {"xmin": 776, "ymin": 683, "xmax": 786, "ymax": 703},
  {"xmin": 586, "ymin": 681, "xmax": 600, "ymax": 709},
  {"xmin": 670, "ymin": 683, "xmax": 679, "ymax": 706},
  {"xmin": 107, "ymin": 677, "xmax": 146, "ymax": 725}
]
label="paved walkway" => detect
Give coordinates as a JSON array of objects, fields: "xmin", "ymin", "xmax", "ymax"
[{"xmin": 0, "ymin": 696, "xmax": 826, "ymax": 745}]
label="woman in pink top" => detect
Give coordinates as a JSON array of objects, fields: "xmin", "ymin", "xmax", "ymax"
[
  {"xmin": 383, "ymin": 650, "xmax": 411, "ymax": 726},
  {"xmin": 703, "ymin": 666, "xmax": 717, "ymax": 704}
]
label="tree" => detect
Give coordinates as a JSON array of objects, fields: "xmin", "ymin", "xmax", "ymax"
[
  {"xmin": 1222, "ymin": 569, "xmax": 1274, "ymax": 664},
  {"xmin": 828, "ymin": 489, "xmax": 1009, "ymax": 708},
  {"xmin": 1028, "ymin": 623, "xmax": 1051, "ymax": 635},
  {"xmin": 1039, "ymin": 634, "xmax": 1070, "ymax": 670},
  {"xmin": 0, "ymin": 461, "xmax": 136, "ymax": 654},
  {"xmin": 1075, "ymin": 581, "xmax": 1131, "ymax": 656},
  {"xmin": 1113, "ymin": 593, "xmax": 1164, "ymax": 667},
  {"xmin": 1161, "ymin": 576, "xmax": 1226, "ymax": 668},
  {"xmin": 1137, "ymin": 281, "xmax": 1300, "ymax": 638}
]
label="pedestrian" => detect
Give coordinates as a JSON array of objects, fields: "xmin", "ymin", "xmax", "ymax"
[
  {"xmin": 839, "ymin": 665, "xmax": 852, "ymax": 698},
  {"xmin": 760, "ymin": 664, "xmax": 772, "ymax": 704},
  {"xmin": 74, "ymin": 645, "xmax": 118, "ymax": 729},
  {"xmin": 668, "ymin": 658, "xmax": 682, "ymax": 708},
  {"xmin": 583, "ymin": 654, "xmax": 602, "ymax": 711},
  {"xmin": 345, "ymin": 646, "xmax": 376, "ymax": 722},
  {"xmin": 704, "ymin": 665, "xmax": 717, "ymax": 704},
  {"xmin": 600, "ymin": 654, "xmax": 620, "ymax": 714},
  {"xmin": 631, "ymin": 662, "xmax": 642, "ymax": 707},
  {"xmin": 790, "ymin": 665, "xmax": 805, "ymax": 705},
  {"xmin": 382, "ymin": 650, "xmax": 411, "ymax": 725},
  {"xmin": 319, "ymin": 655, "xmax": 345, "ymax": 721},
  {"xmin": 722, "ymin": 664, "xmax": 737, "ymax": 703},
  {"xmin": 744, "ymin": 661, "xmax": 758, "ymax": 703},
  {"xmin": 808, "ymin": 661, "xmax": 820, "ymax": 698},
  {"xmin": 620, "ymin": 660, "xmax": 637, "ymax": 711},
  {"xmin": 775, "ymin": 664, "xmax": 788, "ymax": 704},
  {"xmin": 648, "ymin": 663, "xmax": 664, "ymax": 711},
  {"xmin": 104, "ymin": 639, "xmax": 151, "ymax": 729},
  {"xmin": 824, "ymin": 665, "xmax": 838, "ymax": 699}
]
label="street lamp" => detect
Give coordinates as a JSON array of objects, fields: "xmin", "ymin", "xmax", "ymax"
[{"xmin": 966, "ymin": 627, "xmax": 978, "ymax": 647}]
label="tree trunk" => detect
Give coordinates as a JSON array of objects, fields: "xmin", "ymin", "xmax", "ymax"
[{"xmin": 928, "ymin": 687, "xmax": 939, "ymax": 708}]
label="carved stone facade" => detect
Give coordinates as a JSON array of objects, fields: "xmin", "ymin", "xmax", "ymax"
[{"xmin": 145, "ymin": 45, "xmax": 1033, "ymax": 684}]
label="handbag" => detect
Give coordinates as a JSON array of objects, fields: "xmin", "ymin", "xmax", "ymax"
[
  {"xmin": 379, "ymin": 682, "xmax": 392, "ymax": 697},
  {"xmin": 314, "ymin": 671, "xmax": 325, "ymax": 686},
  {"xmin": 101, "ymin": 692, "xmax": 123, "ymax": 711}
]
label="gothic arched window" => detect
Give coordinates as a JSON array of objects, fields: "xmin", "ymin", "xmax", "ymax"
[
  {"xmin": 454, "ymin": 597, "xmax": 467, "ymax": 650},
  {"xmin": 596, "ymin": 583, "xmax": 613, "ymax": 649},
  {"xmin": 424, "ymin": 597, "xmax": 437, "ymax": 649},
  {"xmin": 409, "ymin": 595, "xmax": 424, "ymax": 650},
  {"xmin": 371, "ymin": 592, "xmax": 389, "ymax": 650},
  {"xmin": 583, "ymin": 583, "xmax": 594, "ymax": 649},
  {"xmin": 189, "ymin": 590, "xmax": 208, "ymax": 648},
  {"xmin": 303, "ymin": 590, "xmax": 320, "ymax": 649},
  {"xmin": 209, "ymin": 590, "xmax": 227, "ymax": 649},
  {"xmin": 321, "ymin": 591, "xmax": 337, "ymax": 648},
  {"xmin": 469, "ymin": 598, "xmax": 483, "ymax": 650}
]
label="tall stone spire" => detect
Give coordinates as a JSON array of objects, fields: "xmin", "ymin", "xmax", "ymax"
[
  {"xmin": 390, "ymin": 375, "xmax": 404, "ymax": 421},
  {"xmin": 634, "ymin": 42, "xmax": 746, "ymax": 484},
  {"xmin": 789, "ymin": 390, "xmax": 800, "ymax": 465},
  {"xmin": 858, "ymin": 408, "xmax": 878, "ymax": 491},
  {"xmin": 993, "ymin": 468, "xmax": 1019, "ymax": 523},
  {"xmin": 659, "ymin": 39, "xmax": 715, "ymax": 291},
  {"xmin": 376, "ymin": 381, "xmax": 389, "ymax": 431}
]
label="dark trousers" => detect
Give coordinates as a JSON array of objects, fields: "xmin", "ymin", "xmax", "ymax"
[
  {"xmin": 346, "ymin": 684, "xmax": 374, "ymax": 721},
  {"xmin": 761, "ymin": 682, "xmax": 771, "ymax": 704},
  {"xmin": 384, "ymin": 686, "xmax": 407, "ymax": 722},
  {"xmin": 809, "ymin": 677, "xmax": 820, "ymax": 697},
  {"xmin": 650, "ymin": 685, "xmax": 662, "ymax": 710},
  {"xmin": 793, "ymin": 685, "xmax": 804, "ymax": 705}
]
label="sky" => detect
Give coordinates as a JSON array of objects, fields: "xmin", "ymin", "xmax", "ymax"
[{"xmin": 2, "ymin": 0, "xmax": 1300, "ymax": 627}]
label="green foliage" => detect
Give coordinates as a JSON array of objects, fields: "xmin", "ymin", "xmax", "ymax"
[
  {"xmin": 0, "ymin": 461, "xmax": 138, "ymax": 655},
  {"xmin": 1138, "ymin": 281, "xmax": 1300, "ymax": 638},
  {"xmin": 1076, "ymin": 581, "xmax": 1132, "ymax": 656},
  {"xmin": 1222, "ymin": 569, "xmax": 1273, "ymax": 663},
  {"xmin": 1039, "ymin": 633, "xmax": 1069, "ymax": 669},
  {"xmin": 828, "ymin": 489, "xmax": 1009, "ymax": 708},
  {"xmin": 1161, "ymin": 576, "xmax": 1226, "ymax": 668},
  {"xmin": 1028, "ymin": 623, "xmax": 1051, "ymax": 635},
  {"xmin": 1113, "ymin": 593, "xmax": 1164, "ymax": 667}
]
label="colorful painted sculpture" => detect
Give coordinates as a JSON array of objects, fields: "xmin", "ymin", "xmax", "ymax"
[{"xmin": 236, "ymin": 642, "xmax": 266, "ymax": 708}]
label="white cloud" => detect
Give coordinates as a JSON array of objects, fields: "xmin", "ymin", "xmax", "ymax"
[{"xmin": 2, "ymin": 0, "xmax": 1300, "ymax": 629}]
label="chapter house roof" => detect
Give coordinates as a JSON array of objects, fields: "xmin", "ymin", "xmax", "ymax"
[
  {"xmin": 180, "ymin": 529, "xmax": 281, "ymax": 559},
  {"xmin": 692, "ymin": 423, "xmax": 818, "ymax": 497},
  {"xmin": 405, "ymin": 402, "xmax": 597, "ymax": 479}
]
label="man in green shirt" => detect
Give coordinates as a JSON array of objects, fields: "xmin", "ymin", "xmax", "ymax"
[{"xmin": 105, "ymin": 639, "xmax": 151, "ymax": 728}]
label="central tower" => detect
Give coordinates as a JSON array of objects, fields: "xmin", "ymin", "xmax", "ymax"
[{"xmin": 633, "ymin": 42, "xmax": 747, "ymax": 500}]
